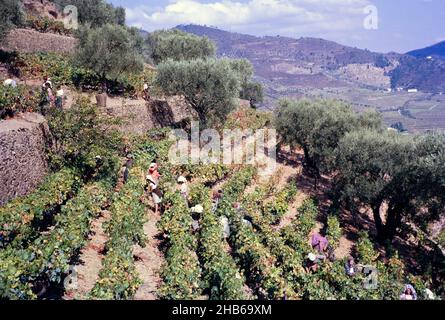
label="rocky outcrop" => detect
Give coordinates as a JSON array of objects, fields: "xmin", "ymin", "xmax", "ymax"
[
  {"xmin": 0, "ymin": 28, "xmax": 77, "ymax": 54},
  {"xmin": 103, "ymin": 96, "xmax": 196, "ymax": 134},
  {"xmin": 22, "ymin": 0, "xmax": 61, "ymax": 19},
  {"xmin": 0, "ymin": 113, "xmax": 49, "ymax": 206}
]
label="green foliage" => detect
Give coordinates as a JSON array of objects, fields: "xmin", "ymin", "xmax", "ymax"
[
  {"xmin": 3, "ymin": 51, "xmax": 154, "ymax": 95},
  {"xmin": 90, "ymin": 155, "xmax": 152, "ymax": 300},
  {"xmin": 224, "ymin": 106, "xmax": 272, "ymax": 131},
  {"xmin": 356, "ymin": 231, "xmax": 377, "ymax": 265},
  {"xmin": 228, "ymin": 59, "xmax": 264, "ymax": 106},
  {"xmin": 0, "ymin": 84, "xmax": 41, "ymax": 119},
  {"xmin": 198, "ymin": 168, "xmax": 258, "ymax": 300},
  {"xmin": 158, "ymin": 192, "xmax": 202, "ymax": 299},
  {"xmin": 46, "ymin": 97, "xmax": 122, "ymax": 182},
  {"xmin": 25, "ymin": 15, "xmax": 72, "ymax": 35},
  {"xmin": 326, "ymin": 215, "xmax": 342, "ymax": 251},
  {"xmin": 334, "ymin": 129, "xmax": 445, "ymax": 241},
  {"xmin": 0, "ymin": 182, "xmax": 111, "ymax": 300},
  {"xmin": 75, "ymin": 24, "xmax": 144, "ymax": 81},
  {"xmin": 275, "ymin": 99, "xmax": 383, "ymax": 174},
  {"xmin": 199, "ymin": 197, "xmax": 247, "ymax": 300},
  {"xmin": 0, "ymin": 169, "xmax": 81, "ymax": 248},
  {"xmin": 155, "ymin": 58, "xmax": 241, "ymax": 127},
  {"xmin": 264, "ymin": 181, "xmax": 298, "ymax": 225},
  {"xmin": 148, "ymin": 29, "xmax": 216, "ymax": 64},
  {"xmin": 53, "ymin": 0, "xmax": 126, "ymax": 28},
  {"xmin": 177, "ymin": 163, "xmax": 230, "ymax": 186},
  {"xmin": 5, "ymin": 52, "xmax": 75, "ymax": 85},
  {"xmin": 0, "ymin": 0, "xmax": 23, "ymax": 40},
  {"xmin": 240, "ymin": 81, "xmax": 264, "ymax": 107}
]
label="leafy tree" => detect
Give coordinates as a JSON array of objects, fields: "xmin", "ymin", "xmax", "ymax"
[
  {"xmin": 54, "ymin": 0, "xmax": 125, "ymax": 27},
  {"xmin": 240, "ymin": 81, "xmax": 264, "ymax": 107},
  {"xmin": 75, "ymin": 24, "xmax": 144, "ymax": 85},
  {"xmin": 275, "ymin": 100, "xmax": 378, "ymax": 176},
  {"xmin": 0, "ymin": 0, "xmax": 23, "ymax": 41},
  {"xmin": 229, "ymin": 59, "xmax": 264, "ymax": 107},
  {"xmin": 334, "ymin": 130, "xmax": 445, "ymax": 242},
  {"xmin": 46, "ymin": 97, "xmax": 122, "ymax": 182},
  {"xmin": 275, "ymin": 99, "xmax": 324, "ymax": 162},
  {"xmin": 229, "ymin": 59, "xmax": 254, "ymax": 83},
  {"xmin": 154, "ymin": 58, "xmax": 240, "ymax": 127},
  {"xmin": 148, "ymin": 29, "xmax": 216, "ymax": 64}
]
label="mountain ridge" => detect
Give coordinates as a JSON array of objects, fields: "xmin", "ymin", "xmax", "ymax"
[
  {"xmin": 175, "ymin": 24, "xmax": 445, "ymax": 96},
  {"xmin": 407, "ymin": 41, "xmax": 445, "ymax": 60}
]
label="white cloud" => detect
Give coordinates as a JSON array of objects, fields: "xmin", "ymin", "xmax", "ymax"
[{"xmin": 125, "ymin": 0, "xmax": 372, "ymax": 38}]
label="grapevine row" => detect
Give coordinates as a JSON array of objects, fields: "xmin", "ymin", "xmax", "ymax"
[
  {"xmin": 0, "ymin": 181, "xmax": 111, "ymax": 300},
  {"xmin": 90, "ymin": 159, "xmax": 150, "ymax": 300},
  {"xmin": 157, "ymin": 191, "xmax": 202, "ymax": 299},
  {"xmin": 0, "ymin": 168, "xmax": 81, "ymax": 248},
  {"xmin": 190, "ymin": 185, "xmax": 247, "ymax": 300}
]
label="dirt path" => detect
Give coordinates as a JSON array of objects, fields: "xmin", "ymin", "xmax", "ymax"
[
  {"xmin": 133, "ymin": 208, "xmax": 164, "ymax": 300},
  {"xmin": 63, "ymin": 210, "xmax": 111, "ymax": 300},
  {"xmin": 64, "ymin": 165, "xmax": 127, "ymax": 300}
]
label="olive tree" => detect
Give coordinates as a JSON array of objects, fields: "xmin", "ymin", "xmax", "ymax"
[
  {"xmin": 275, "ymin": 99, "xmax": 381, "ymax": 176},
  {"xmin": 229, "ymin": 59, "xmax": 264, "ymax": 107},
  {"xmin": 154, "ymin": 58, "xmax": 241, "ymax": 127},
  {"xmin": 54, "ymin": 0, "xmax": 125, "ymax": 27},
  {"xmin": 75, "ymin": 24, "xmax": 144, "ymax": 84},
  {"xmin": 148, "ymin": 29, "xmax": 216, "ymax": 64},
  {"xmin": 334, "ymin": 130, "xmax": 445, "ymax": 242}
]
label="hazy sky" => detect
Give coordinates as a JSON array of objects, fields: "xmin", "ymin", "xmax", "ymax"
[{"xmin": 108, "ymin": 0, "xmax": 445, "ymax": 53}]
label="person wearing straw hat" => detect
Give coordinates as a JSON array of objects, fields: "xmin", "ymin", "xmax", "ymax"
[
  {"xmin": 177, "ymin": 176, "xmax": 188, "ymax": 200},
  {"xmin": 305, "ymin": 252, "xmax": 326, "ymax": 273},
  {"xmin": 146, "ymin": 164, "xmax": 163, "ymax": 215},
  {"xmin": 191, "ymin": 204, "xmax": 203, "ymax": 232}
]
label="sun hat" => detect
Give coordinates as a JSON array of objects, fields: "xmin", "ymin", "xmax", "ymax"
[
  {"xmin": 308, "ymin": 253, "xmax": 317, "ymax": 262},
  {"xmin": 177, "ymin": 176, "xmax": 187, "ymax": 183},
  {"xmin": 191, "ymin": 204, "xmax": 204, "ymax": 214}
]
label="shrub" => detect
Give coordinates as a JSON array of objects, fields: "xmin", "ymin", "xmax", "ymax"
[
  {"xmin": 0, "ymin": 0, "xmax": 24, "ymax": 40},
  {"xmin": 326, "ymin": 215, "xmax": 342, "ymax": 251},
  {"xmin": 75, "ymin": 24, "xmax": 144, "ymax": 85},
  {"xmin": 155, "ymin": 58, "xmax": 241, "ymax": 128},
  {"xmin": 0, "ymin": 85, "xmax": 40, "ymax": 119},
  {"xmin": 148, "ymin": 29, "xmax": 216, "ymax": 64}
]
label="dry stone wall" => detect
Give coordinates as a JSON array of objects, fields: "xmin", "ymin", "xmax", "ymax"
[
  {"xmin": 0, "ymin": 113, "xmax": 49, "ymax": 206},
  {"xmin": 0, "ymin": 28, "xmax": 77, "ymax": 54}
]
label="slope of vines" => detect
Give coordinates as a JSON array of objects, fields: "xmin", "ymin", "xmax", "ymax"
[
  {"xmin": 190, "ymin": 184, "xmax": 247, "ymax": 300},
  {"xmin": 0, "ymin": 181, "xmax": 112, "ymax": 299},
  {"xmin": 0, "ymin": 168, "xmax": 81, "ymax": 248}
]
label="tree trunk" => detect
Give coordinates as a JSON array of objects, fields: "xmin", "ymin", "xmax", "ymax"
[
  {"xmin": 371, "ymin": 199, "xmax": 385, "ymax": 241},
  {"xmin": 372, "ymin": 201, "xmax": 402, "ymax": 243},
  {"xmin": 384, "ymin": 204, "xmax": 402, "ymax": 241}
]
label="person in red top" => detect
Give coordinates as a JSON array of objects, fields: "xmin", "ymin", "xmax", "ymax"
[{"xmin": 149, "ymin": 162, "xmax": 161, "ymax": 179}]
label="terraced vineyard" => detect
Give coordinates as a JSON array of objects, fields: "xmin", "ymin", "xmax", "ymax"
[{"xmin": 1, "ymin": 128, "xmax": 434, "ymax": 301}]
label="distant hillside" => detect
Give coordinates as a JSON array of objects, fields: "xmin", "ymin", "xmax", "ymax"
[
  {"xmin": 176, "ymin": 24, "xmax": 445, "ymax": 95},
  {"xmin": 407, "ymin": 41, "xmax": 445, "ymax": 60},
  {"xmin": 176, "ymin": 25, "xmax": 392, "ymax": 92},
  {"xmin": 389, "ymin": 54, "xmax": 445, "ymax": 92}
]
